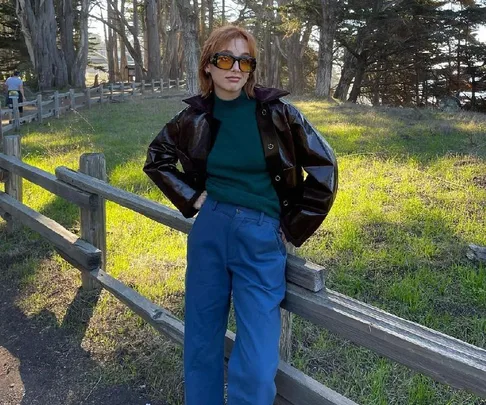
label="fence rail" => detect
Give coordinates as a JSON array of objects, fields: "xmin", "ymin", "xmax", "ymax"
[
  {"xmin": 0, "ymin": 77, "xmax": 187, "ymax": 137},
  {"xmin": 1, "ymin": 134, "xmax": 486, "ymax": 404}
]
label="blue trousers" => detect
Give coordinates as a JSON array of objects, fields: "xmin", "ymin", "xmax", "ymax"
[{"xmin": 184, "ymin": 197, "xmax": 287, "ymax": 405}]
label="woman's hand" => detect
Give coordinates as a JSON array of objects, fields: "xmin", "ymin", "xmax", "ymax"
[
  {"xmin": 279, "ymin": 227, "xmax": 287, "ymax": 243},
  {"xmin": 193, "ymin": 191, "xmax": 207, "ymax": 210}
]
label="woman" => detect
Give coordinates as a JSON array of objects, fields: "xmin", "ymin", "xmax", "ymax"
[{"xmin": 144, "ymin": 25, "xmax": 338, "ymax": 405}]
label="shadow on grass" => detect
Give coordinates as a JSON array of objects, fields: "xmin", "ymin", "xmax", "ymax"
[{"xmin": 0, "ymin": 218, "xmax": 170, "ymax": 405}]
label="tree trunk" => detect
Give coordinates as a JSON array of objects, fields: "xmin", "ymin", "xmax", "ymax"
[
  {"xmin": 162, "ymin": 0, "xmax": 182, "ymax": 80},
  {"xmin": 120, "ymin": 0, "xmax": 128, "ymax": 81},
  {"xmin": 207, "ymin": 0, "xmax": 213, "ymax": 32},
  {"xmin": 315, "ymin": 0, "xmax": 337, "ymax": 98},
  {"xmin": 133, "ymin": 0, "xmax": 143, "ymax": 81},
  {"xmin": 59, "ymin": 0, "xmax": 75, "ymax": 83},
  {"xmin": 199, "ymin": 0, "xmax": 206, "ymax": 46},
  {"xmin": 176, "ymin": 0, "xmax": 199, "ymax": 94},
  {"xmin": 146, "ymin": 0, "xmax": 161, "ymax": 80},
  {"xmin": 106, "ymin": 3, "xmax": 116, "ymax": 83},
  {"xmin": 348, "ymin": 54, "xmax": 367, "ymax": 103},
  {"xmin": 285, "ymin": 21, "xmax": 311, "ymax": 94},
  {"xmin": 71, "ymin": 0, "xmax": 89, "ymax": 88},
  {"xmin": 16, "ymin": 0, "xmax": 68, "ymax": 89},
  {"xmin": 334, "ymin": 48, "xmax": 356, "ymax": 100}
]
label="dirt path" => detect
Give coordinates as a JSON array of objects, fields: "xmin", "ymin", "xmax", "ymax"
[{"xmin": 0, "ymin": 285, "xmax": 167, "ymax": 405}]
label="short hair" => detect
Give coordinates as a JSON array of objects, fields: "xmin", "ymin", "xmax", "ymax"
[
  {"xmin": 199, "ymin": 25, "xmax": 257, "ymax": 98},
  {"xmin": 13, "ymin": 70, "xmax": 20, "ymax": 76}
]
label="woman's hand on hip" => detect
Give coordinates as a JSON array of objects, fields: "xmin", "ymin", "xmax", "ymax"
[{"xmin": 193, "ymin": 191, "xmax": 207, "ymax": 210}]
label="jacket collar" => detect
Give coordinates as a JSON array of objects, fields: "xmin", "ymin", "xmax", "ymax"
[{"xmin": 182, "ymin": 86, "xmax": 290, "ymax": 113}]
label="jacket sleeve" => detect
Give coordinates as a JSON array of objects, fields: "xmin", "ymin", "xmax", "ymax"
[
  {"xmin": 280, "ymin": 104, "xmax": 338, "ymax": 247},
  {"xmin": 143, "ymin": 110, "xmax": 203, "ymax": 218}
]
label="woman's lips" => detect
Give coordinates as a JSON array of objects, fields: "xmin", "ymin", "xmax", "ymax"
[{"xmin": 226, "ymin": 77, "xmax": 241, "ymax": 82}]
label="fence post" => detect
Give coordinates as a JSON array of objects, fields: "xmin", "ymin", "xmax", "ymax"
[
  {"xmin": 37, "ymin": 94, "xmax": 43, "ymax": 123},
  {"xmin": 54, "ymin": 91, "xmax": 60, "ymax": 118},
  {"xmin": 85, "ymin": 88, "xmax": 91, "ymax": 109},
  {"xmin": 279, "ymin": 244, "xmax": 295, "ymax": 362},
  {"xmin": 141, "ymin": 80, "xmax": 145, "ymax": 95},
  {"xmin": 79, "ymin": 153, "xmax": 107, "ymax": 290},
  {"xmin": 151, "ymin": 79, "xmax": 155, "ymax": 93},
  {"xmin": 109, "ymin": 83, "xmax": 114, "ymax": 100},
  {"xmin": 120, "ymin": 82, "xmax": 125, "ymax": 100},
  {"xmin": 99, "ymin": 84, "xmax": 104, "ymax": 105},
  {"xmin": 131, "ymin": 81, "xmax": 136, "ymax": 96},
  {"xmin": 176, "ymin": 77, "xmax": 180, "ymax": 90},
  {"xmin": 3, "ymin": 135, "xmax": 22, "ymax": 233},
  {"xmin": 160, "ymin": 77, "xmax": 164, "ymax": 93},
  {"xmin": 70, "ymin": 89, "xmax": 76, "ymax": 110},
  {"xmin": 12, "ymin": 98, "xmax": 20, "ymax": 131}
]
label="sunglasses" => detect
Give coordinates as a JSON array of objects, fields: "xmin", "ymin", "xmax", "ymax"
[{"xmin": 209, "ymin": 52, "xmax": 257, "ymax": 73}]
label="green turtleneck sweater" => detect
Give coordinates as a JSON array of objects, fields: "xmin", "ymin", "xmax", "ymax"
[{"xmin": 205, "ymin": 92, "xmax": 280, "ymax": 219}]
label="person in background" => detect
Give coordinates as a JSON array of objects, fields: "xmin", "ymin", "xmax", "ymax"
[
  {"xmin": 4, "ymin": 70, "xmax": 25, "ymax": 113},
  {"xmin": 144, "ymin": 25, "xmax": 338, "ymax": 405}
]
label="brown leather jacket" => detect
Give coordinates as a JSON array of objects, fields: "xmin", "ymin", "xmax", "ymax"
[{"xmin": 144, "ymin": 87, "xmax": 338, "ymax": 247}]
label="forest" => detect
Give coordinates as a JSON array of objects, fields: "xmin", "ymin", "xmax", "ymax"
[{"xmin": 2, "ymin": 0, "xmax": 486, "ymax": 109}]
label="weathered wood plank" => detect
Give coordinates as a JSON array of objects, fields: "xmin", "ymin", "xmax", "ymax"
[
  {"xmin": 467, "ymin": 244, "xmax": 486, "ymax": 264},
  {"xmin": 1, "ymin": 123, "xmax": 13, "ymax": 133},
  {"xmin": 18, "ymin": 99, "xmax": 38, "ymax": 107},
  {"xmin": 55, "ymin": 166, "xmax": 325, "ymax": 291},
  {"xmin": 37, "ymin": 94, "xmax": 43, "ymax": 123},
  {"xmin": 19, "ymin": 114, "xmax": 37, "ymax": 124},
  {"xmin": 0, "ymin": 153, "xmax": 95, "ymax": 209},
  {"xmin": 275, "ymin": 361, "xmax": 358, "ymax": 405},
  {"xmin": 79, "ymin": 154, "xmax": 107, "ymax": 290},
  {"xmin": 286, "ymin": 254, "xmax": 326, "ymax": 292},
  {"xmin": 90, "ymin": 268, "xmax": 356, "ymax": 405},
  {"xmin": 4, "ymin": 136, "xmax": 22, "ymax": 232},
  {"xmin": 42, "ymin": 112, "xmax": 54, "ymax": 120},
  {"xmin": 283, "ymin": 284, "xmax": 486, "ymax": 398},
  {"xmin": 56, "ymin": 166, "xmax": 194, "ymax": 234},
  {"xmin": 0, "ymin": 191, "xmax": 101, "ymax": 271}
]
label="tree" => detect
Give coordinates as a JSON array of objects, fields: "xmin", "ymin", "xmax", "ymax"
[
  {"xmin": 16, "ymin": 0, "xmax": 69, "ymax": 89},
  {"xmin": 146, "ymin": 0, "xmax": 161, "ymax": 79},
  {"xmin": 315, "ymin": 0, "xmax": 338, "ymax": 98},
  {"xmin": 176, "ymin": 0, "xmax": 199, "ymax": 94}
]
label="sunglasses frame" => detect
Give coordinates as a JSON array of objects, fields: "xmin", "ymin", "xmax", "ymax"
[{"xmin": 209, "ymin": 52, "xmax": 257, "ymax": 73}]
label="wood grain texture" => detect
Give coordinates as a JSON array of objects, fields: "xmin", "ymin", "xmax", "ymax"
[
  {"xmin": 0, "ymin": 153, "xmax": 95, "ymax": 208},
  {"xmin": 283, "ymin": 284, "xmax": 486, "ymax": 398},
  {"xmin": 79, "ymin": 154, "xmax": 107, "ymax": 290},
  {"xmin": 0, "ymin": 191, "xmax": 101, "ymax": 271},
  {"xmin": 3, "ymin": 136, "xmax": 22, "ymax": 233}
]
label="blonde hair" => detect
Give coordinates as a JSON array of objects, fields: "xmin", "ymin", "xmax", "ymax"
[{"xmin": 199, "ymin": 25, "xmax": 257, "ymax": 98}]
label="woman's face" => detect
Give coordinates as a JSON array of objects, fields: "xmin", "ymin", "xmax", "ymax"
[{"xmin": 205, "ymin": 37, "xmax": 251, "ymax": 100}]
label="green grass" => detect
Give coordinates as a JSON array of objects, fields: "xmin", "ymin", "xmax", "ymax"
[{"xmin": 1, "ymin": 96, "xmax": 485, "ymax": 404}]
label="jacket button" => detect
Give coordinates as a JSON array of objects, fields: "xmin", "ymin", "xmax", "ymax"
[
  {"xmin": 267, "ymin": 143, "xmax": 274, "ymax": 150},
  {"xmin": 262, "ymin": 109, "xmax": 267, "ymax": 116},
  {"xmin": 283, "ymin": 200, "xmax": 289, "ymax": 206},
  {"xmin": 275, "ymin": 175, "xmax": 281, "ymax": 181}
]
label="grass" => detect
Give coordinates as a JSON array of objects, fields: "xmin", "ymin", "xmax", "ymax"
[{"xmin": 1, "ymin": 95, "xmax": 485, "ymax": 404}]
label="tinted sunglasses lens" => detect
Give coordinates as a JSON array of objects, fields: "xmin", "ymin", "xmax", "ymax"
[
  {"xmin": 216, "ymin": 55, "xmax": 235, "ymax": 70},
  {"xmin": 239, "ymin": 58, "xmax": 254, "ymax": 72}
]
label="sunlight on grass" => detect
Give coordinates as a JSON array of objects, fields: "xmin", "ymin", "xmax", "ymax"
[{"xmin": 1, "ymin": 96, "xmax": 485, "ymax": 404}]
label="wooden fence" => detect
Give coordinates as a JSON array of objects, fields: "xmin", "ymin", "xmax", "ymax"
[
  {"xmin": 0, "ymin": 78, "xmax": 186, "ymax": 136},
  {"xmin": 1, "ymin": 134, "xmax": 485, "ymax": 404}
]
